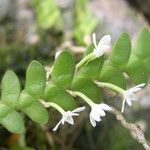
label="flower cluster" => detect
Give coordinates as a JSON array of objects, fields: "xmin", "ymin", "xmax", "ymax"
[{"xmin": 42, "ymin": 33, "xmax": 145, "ymax": 131}]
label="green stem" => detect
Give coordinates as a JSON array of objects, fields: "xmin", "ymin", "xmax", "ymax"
[
  {"xmin": 94, "ymin": 81, "xmax": 125, "ymax": 94},
  {"xmin": 40, "ymin": 100, "xmax": 65, "ymax": 115},
  {"xmin": 76, "ymin": 53, "xmax": 94, "ymax": 70},
  {"xmin": 67, "ymin": 90, "xmax": 94, "ymax": 106}
]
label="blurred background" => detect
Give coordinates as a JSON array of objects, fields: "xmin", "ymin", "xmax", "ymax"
[{"xmin": 0, "ymin": 0, "xmax": 149, "ymax": 149}]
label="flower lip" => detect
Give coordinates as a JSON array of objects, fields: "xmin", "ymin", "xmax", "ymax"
[
  {"xmin": 121, "ymin": 83, "xmax": 145, "ymax": 113},
  {"xmin": 92, "ymin": 33, "xmax": 111, "ymax": 57},
  {"xmin": 53, "ymin": 106, "xmax": 85, "ymax": 131},
  {"xmin": 89, "ymin": 103, "xmax": 112, "ymax": 127}
]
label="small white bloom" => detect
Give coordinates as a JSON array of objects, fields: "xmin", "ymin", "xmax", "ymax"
[
  {"xmin": 92, "ymin": 33, "xmax": 111, "ymax": 57},
  {"xmin": 89, "ymin": 103, "xmax": 112, "ymax": 127},
  {"xmin": 53, "ymin": 106, "xmax": 85, "ymax": 131},
  {"xmin": 121, "ymin": 83, "xmax": 145, "ymax": 113}
]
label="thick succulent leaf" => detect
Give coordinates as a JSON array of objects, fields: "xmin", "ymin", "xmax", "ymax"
[
  {"xmin": 44, "ymin": 82, "xmax": 76, "ymax": 110},
  {"xmin": 44, "ymin": 81, "xmax": 60, "ymax": 100},
  {"xmin": 51, "ymin": 50, "xmax": 75, "ymax": 88},
  {"xmin": 17, "ymin": 90, "xmax": 36, "ymax": 109},
  {"xmin": 72, "ymin": 75, "xmax": 102, "ymax": 103},
  {"xmin": 109, "ymin": 33, "xmax": 131, "ymax": 70},
  {"xmin": 133, "ymin": 28, "xmax": 150, "ymax": 72},
  {"xmin": 1, "ymin": 70, "xmax": 20, "ymax": 108},
  {"xmin": 52, "ymin": 92, "xmax": 76, "ymax": 111},
  {"xmin": 0, "ymin": 102, "xmax": 11, "ymax": 119},
  {"xmin": 18, "ymin": 91, "xmax": 48, "ymax": 124},
  {"xmin": 0, "ymin": 110, "xmax": 25, "ymax": 133},
  {"xmin": 99, "ymin": 61, "xmax": 126, "ymax": 89},
  {"xmin": 25, "ymin": 60, "xmax": 46, "ymax": 98},
  {"xmin": 22, "ymin": 101, "xmax": 48, "ymax": 124},
  {"xmin": 133, "ymin": 28, "xmax": 150, "ymax": 60},
  {"xmin": 78, "ymin": 58, "xmax": 103, "ymax": 79},
  {"xmin": 126, "ymin": 55, "xmax": 147, "ymax": 84}
]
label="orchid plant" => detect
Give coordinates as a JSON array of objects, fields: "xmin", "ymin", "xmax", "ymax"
[{"xmin": 0, "ymin": 27, "xmax": 149, "ymax": 134}]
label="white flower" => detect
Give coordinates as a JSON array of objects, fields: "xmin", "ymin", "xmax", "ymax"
[
  {"xmin": 53, "ymin": 106, "xmax": 85, "ymax": 131},
  {"xmin": 92, "ymin": 33, "xmax": 111, "ymax": 57},
  {"xmin": 121, "ymin": 83, "xmax": 145, "ymax": 113},
  {"xmin": 89, "ymin": 103, "xmax": 112, "ymax": 127}
]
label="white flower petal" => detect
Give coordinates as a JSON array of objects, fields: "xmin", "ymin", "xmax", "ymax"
[
  {"xmin": 71, "ymin": 112, "xmax": 80, "ymax": 116},
  {"xmin": 91, "ymin": 110, "xmax": 101, "ymax": 122},
  {"xmin": 89, "ymin": 103, "xmax": 110, "ymax": 127},
  {"xmin": 53, "ymin": 120, "xmax": 62, "ymax": 131},
  {"xmin": 93, "ymin": 48, "xmax": 103, "ymax": 57},
  {"xmin": 122, "ymin": 83, "xmax": 145, "ymax": 112},
  {"xmin": 90, "ymin": 114, "xmax": 96, "ymax": 127},
  {"xmin": 126, "ymin": 97, "xmax": 132, "ymax": 106},
  {"xmin": 99, "ymin": 103, "xmax": 112, "ymax": 111},
  {"xmin": 100, "ymin": 45, "xmax": 110, "ymax": 51},
  {"xmin": 99, "ymin": 35, "xmax": 111, "ymax": 46},
  {"xmin": 132, "ymin": 83, "xmax": 145, "ymax": 89},
  {"xmin": 72, "ymin": 106, "xmax": 85, "ymax": 113},
  {"xmin": 121, "ymin": 98, "xmax": 126, "ymax": 113},
  {"xmin": 65, "ymin": 116, "xmax": 74, "ymax": 125},
  {"xmin": 99, "ymin": 109, "xmax": 106, "ymax": 117},
  {"xmin": 92, "ymin": 33, "xmax": 98, "ymax": 49},
  {"xmin": 128, "ymin": 87, "xmax": 141, "ymax": 93},
  {"xmin": 129, "ymin": 94, "xmax": 137, "ymax": 101}
]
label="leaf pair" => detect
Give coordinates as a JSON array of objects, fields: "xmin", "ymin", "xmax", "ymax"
[
  {"xmin": 0, "ymin": 61, "xmax": 48, "ymax": 133},
  {"xmin": 99, "ymin": 33, "xmax": 131, "ymax": 89},
  {"xmin": 0, "ymin": 71, "xmax": 24, "ymax": 133},
  {"xmin": 46, "ymin": 51, "xmax": 76, "ymax": 110},
  {"xmin": 126, "ymin": 28, "xmax": 150, "ymax": 84}
]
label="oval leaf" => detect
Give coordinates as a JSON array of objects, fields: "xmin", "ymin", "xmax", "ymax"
[
  {"xmin": 133, "ymin": 28, "xmax": 150, "ymax": 60},
  {"xmin": 0, "ymin": 110, "xmax": 25, "ymax": 133},
  {"xmin": 44, "ymin": 83, "xmax": 76, "ymax": 110},
  {"xmin": 18, "ymin": 91, "xmax": 48, "ymax": 124},
  {"xmin": 99, "ymin": 62, "xmax": 126, "ymax": 89},
  {"xmin": 1, "ymin": 70, "xmax": 20, "ymax": 108},
  {"xmin": 109, "ymin": 33, "xmax": 131, "ymax": 70},
  {"xmin": 51, "ymin": 51, "xmax": 75, "ymax": 88},
  {"xmin": 72, "ymin": 75, "xmax": 102, "ymax": 103},
  {"xmin": 126, "ymin": 55, "xmax": 147, "ymax": 84},
  {"xmin": 25, "ymin": 60, "xmax": 46, "ymax": 98}
]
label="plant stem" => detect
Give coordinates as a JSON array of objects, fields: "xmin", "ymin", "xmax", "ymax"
[
  {"xmin": 67, "ymin": 90, "xmax": 94, "ymax": 106},
  {"xmin": 76, "ymin": 52, "xmax": 93, "ymax": 70},
  {"xmin": 40, "ymin": 100, "xmax": 65, "ymax": 115},
  {"xmin": 94, "ymin": 81, "xmax": 125, "ymax": 94}
]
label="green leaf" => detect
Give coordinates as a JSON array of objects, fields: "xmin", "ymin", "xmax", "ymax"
[
  {"xmin": 51, "ymin": 51, "xmax": 75, "ymax": 88},
  {"xmin": 25, "ymin": 60, "xmax": 46, "ymax": 98},
  {"xmin": 78, "ymin": 58, "xmax": 103, "ymax": 79},
  {"xmin": 126, "ymin": 55, "xmax": 147, "ymax": 84},
  {"xmin": 0, "ymin": 102, "xmax": 24, "ymax": 133},
  {"xmin": 44, "ymin": 81, "xmax": 60, "ymax": 100},
  {"xmin": 133, "ymin": 28, "xmax": 150, "ymax": 72},
  {"xmin": 143, "ymin": 56, "xmax": 150, "ymax": 73},
  {"xmin": 99, "ymin": 61, "xmax": 126, "ymax": 89},
  {"xmin": 1, "ymin": 70, "xmax": 20, "ymax": 108},
  {"xmin": 133, "ymin": 28, "xmax": 150, "ymax": 59},
  {"xmin": 72, "ymin": 75, "xmax": 102, "ymax": 103},
  {"xmin": 18, "ymin": 91, "xmax": 48, "ymax": 124},
  {"xmin": 0, "ymin": 102, "xmax": 11, "ymax": 119},
  {"xmin": 44, "ymin": 82, "xmax": 76, "ymax": 110},
  {"xmin": 109, "ymin": 33, "xmax": 131, "ymax": 70}
]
